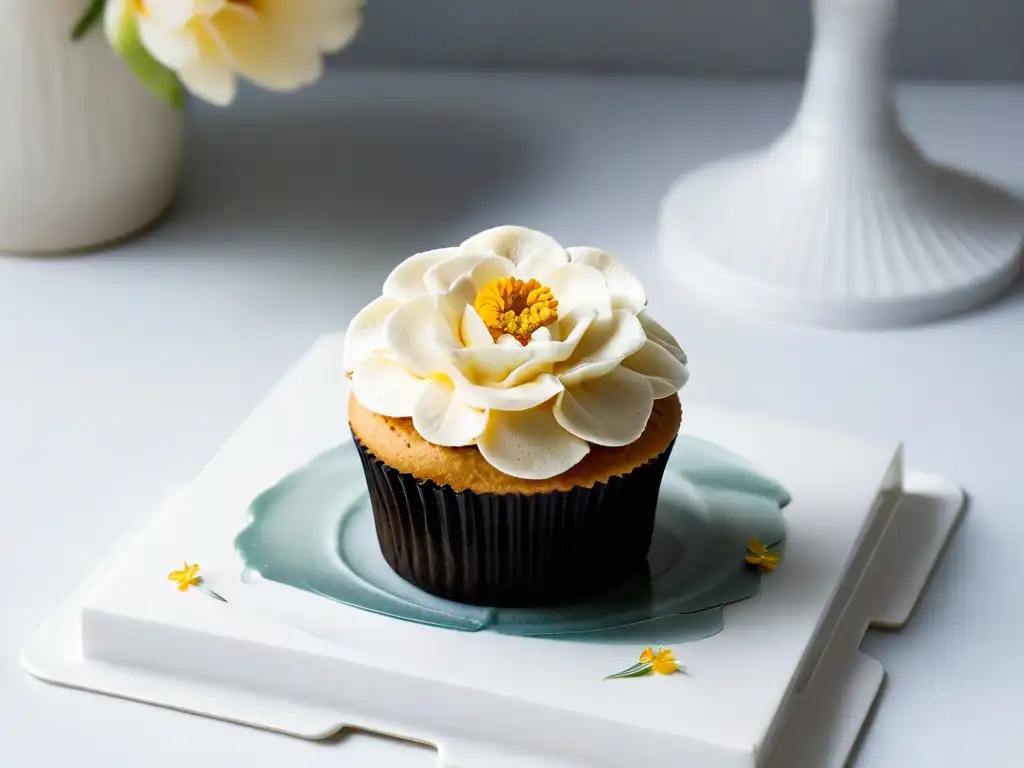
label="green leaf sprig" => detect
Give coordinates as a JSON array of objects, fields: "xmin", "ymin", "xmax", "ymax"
[
  {"xmin": 71, "ymin": 0, "xmax": 106, "ymax": 41},
  {"xmin": 70, "ymin": 0, "xmax": 184, "ymax": 109}
]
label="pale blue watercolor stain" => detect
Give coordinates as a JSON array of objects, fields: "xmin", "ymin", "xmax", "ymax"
[{"xmin": 235, "ymin": 436, "xmax": 790, "ymax": 645}]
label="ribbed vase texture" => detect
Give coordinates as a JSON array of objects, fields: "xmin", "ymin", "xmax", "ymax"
[{"xmin": 0, "ymin": 1, "xmax": 185, "ymax": 252}]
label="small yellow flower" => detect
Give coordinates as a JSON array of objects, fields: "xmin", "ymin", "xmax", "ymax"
[
  {"xmin": 745, "ymin": 537, "xmax": 781, "ymax": 573},
  {"xmin": 168, "ymin": 561, "xmax": 202, "ymax": 592},
  {"xmin": 640, "ymin": 646, "xmax": 680, "ymax": 676},
  {"xmin": 605, "ymin": 646, "xmax": 683, "ymax": 679},
  {"xmin": 167, "ymin": 561, "xmax": 227, "ymax": 602}
]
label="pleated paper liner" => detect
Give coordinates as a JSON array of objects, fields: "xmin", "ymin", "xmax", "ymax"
[{"xmin": 353, "ymin": 435, "xmax": 676, "ymax": 607}]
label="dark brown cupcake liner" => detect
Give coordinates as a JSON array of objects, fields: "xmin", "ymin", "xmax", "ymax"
[{"xmin": 352, "ymin": 435, "xmax": 676, "ymax": 607}]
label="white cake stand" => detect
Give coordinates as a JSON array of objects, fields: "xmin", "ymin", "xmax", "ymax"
[{"xmin": 659, "ymin": 0, "xmax": 1024, "ymax": 329}]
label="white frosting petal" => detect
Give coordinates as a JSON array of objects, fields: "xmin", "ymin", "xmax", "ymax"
[
  {"xmin": 461, "ymin": 225, "xmax": 569, "ymax": 277},
  {"xmin": 531, "ymin": 326, "xmax": 554, "ymax": 343},
  {"xmin": 384, "ymin": 296, "xmax": 456, "ymax": 376},
  {"xmin": 554, "ymin": 367, "xmax": 654, "ymax": 447},
  {"xmin": 342, "ymin": 296, "xmax": 401, "ymax": 371},
  {"xmin": 447, "ymin": 274, "xmax": 480, "ymax": 307},
  {"xmin": 351, "ymin": 356, "xmax": 424, "ymax": 418},
  {"xmin": 412, "ymin": 377, "xmax": 488, "ymax": 447},
  {"xmin": 426, "ymin": 254, "xmax": 514, "ymax": 297},
  {"xmin": 623, "ymin": 338, "xmax": 690, "ymax": 397},
  {"xmin": 466, "ymin": 256, "xmax": 518, "ymax": 292},
  {"xmin": 556, "ymin": 309, "xmax": 647, "ymax": 387},
  {"xmin": 423, "ymin": 253, "xmax": 490, "ymax": 295},
  {"xmin": 453, "ymin": 344, "xmax": 532, "ymax": 384},
  {"xmin": 501, "ymin": 310, "xmax": 596, "ymax": 388},
  {"xmin": 477, "ymin": 405, "xmax": 590, "ymax": 479},
  {"xmin": 638, "ymin": 310, "xmax": 687, "ymax": 365},
  {"xmin": 543, "ymin": 262, "xmax": 612, "ymax": 319},
  {"xmin": 436, "ymin": 276, "xmax": 479, "ymax": 341},
  {"xmin": 459, "ymin": 305, "xmax": 494, "ymax": 348},
  {"xmin": 383, "ymin": 248, "xmax": 458, "ymax": 302},
  {"xmin": 451, "ymin": 371, "xmax": 563, "ymax": 411},
  {"xmin": 567, "ymin": 246, "xmax": 647, "ymax": 312},
  {"xmin": 555, "ymin": 306, "xmax": 599, "ymax": 341}
]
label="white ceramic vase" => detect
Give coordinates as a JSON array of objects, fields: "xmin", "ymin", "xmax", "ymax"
[
  {"xmin": 0, "ymin": 0, "xmax": 186, "ymax": 254},
  {"xmin": 659, "ymin": 0, "xmax": 1024, "ymax": 328}
]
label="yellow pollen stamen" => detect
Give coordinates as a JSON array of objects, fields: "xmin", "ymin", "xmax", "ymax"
[{"xmin": 473, "ymin": 277, "xmax": 559, "ymax": 344}]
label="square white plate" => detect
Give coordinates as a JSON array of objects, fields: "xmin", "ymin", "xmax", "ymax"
[{"xmin": 22, "ymin": 335, "xmax": 964, "ymax": 768}]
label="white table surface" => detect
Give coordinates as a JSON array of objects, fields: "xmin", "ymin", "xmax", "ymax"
[{"xmin": 2, "ymin": 70, "xmax": 1022, "ymax": 768}]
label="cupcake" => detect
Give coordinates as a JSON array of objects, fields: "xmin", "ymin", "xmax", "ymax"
[{"xmin": 344, "ymin": 226, "xmax": 689, "ymax": 606}]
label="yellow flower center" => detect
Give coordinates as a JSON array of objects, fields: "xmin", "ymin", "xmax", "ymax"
[{"xmin": 473, "ymin": 277, "xmax": 559, "ymax": 344}]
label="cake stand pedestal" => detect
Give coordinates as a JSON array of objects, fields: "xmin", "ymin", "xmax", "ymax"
[
  {"xmin": 659, "ymin": 0, "xmax": 1024, "ymax": 329},
  {"xmin": 22, "ymin": 335, "xmax": 965, "ymax": 768}
]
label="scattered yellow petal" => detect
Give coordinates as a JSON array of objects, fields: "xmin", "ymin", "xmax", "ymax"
[
  {"xmin": 745, "ymin": 537, "xmax": 781, "ymax": 573},
  {"xmin": 651, "ymin": 647, "xmax": 679, "ymax": 676},
  {"xmin": 473, "ymin": 277, "xmax": 558, "ymax": 344},
  {"xmin": 606, "ymin": 646, "xmax": 684, "ymax": 680},
  {"xmin": 168, "ymin": 561, "xmax": 202, "ymax": 591}
]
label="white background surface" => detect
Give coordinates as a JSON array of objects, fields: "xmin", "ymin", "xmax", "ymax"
[{"xmin": 2, "ymin": 71, "xmax": 1022, "ymax": 767}]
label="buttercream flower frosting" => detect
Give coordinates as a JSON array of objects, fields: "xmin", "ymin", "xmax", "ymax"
[{"xmin": 344, "ymin": 226, "xmax": 689, "ymax": 480}]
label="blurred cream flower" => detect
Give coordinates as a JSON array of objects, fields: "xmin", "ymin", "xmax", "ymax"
[{"xmin": 104, "ymin": 0, "xmax": 364, "ymax": 106}]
